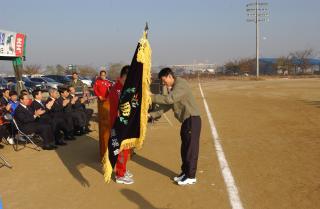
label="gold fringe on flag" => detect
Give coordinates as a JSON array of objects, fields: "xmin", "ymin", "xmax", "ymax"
[{"xmin": 102, "ymin": 31, "xmax": 152, "ymax": 183}]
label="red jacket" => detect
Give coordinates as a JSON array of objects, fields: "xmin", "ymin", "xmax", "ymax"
[
  {"xmin": 108, "ymin": 80, "xmax": 123, "ymax": 127},
  {"xmin": 93, "ymin": 78, "xmax": 112, "ymax": 99}
]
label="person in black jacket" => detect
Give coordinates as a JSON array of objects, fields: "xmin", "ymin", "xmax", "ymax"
[
  {"xmin": 58, "ymin": 87, "xmax": 86, "ymax": 135},
  {"xmin": 30, "ymin": 90, "xmax": 67, "ymax": 146},
  {"xmin": 0, "ymin": 89, "xmax": 10, "ymax": 106},
  {"xmin": 45, "ymin": 88, "xmax": 75, "ymax": 140},
  {"xmin": 14, "ymin": 94, "xmax": 56, "ymax": 150},
  {"xmin": 68, "ymin": 86, "xmax": 93, "ymax": 132}
]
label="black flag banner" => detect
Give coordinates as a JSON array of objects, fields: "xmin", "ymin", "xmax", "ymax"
[{"xmin": 102, "ymin": 30, "xmax": 152, "ymax": 183}]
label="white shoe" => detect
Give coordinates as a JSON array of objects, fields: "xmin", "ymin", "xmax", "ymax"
[
  {"xmin": 6, "ymin": 137, "xmax": 14, "ymax": 145},
  {"xmin": 177, "ymin": 177, "xmax": 197, "ymax": 186},
  {"xmin": 116, "ymin": 176, "xmax": 134, "ymax": 185},
  {"xmin": 173, "ymin": 173, "xmax": 185, "ymax": 182},
  {"xmin": 125, "ymin": 170, "xmax": 133, "ymax": 178}
]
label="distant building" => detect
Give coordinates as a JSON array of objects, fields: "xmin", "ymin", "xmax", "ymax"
[{"xmin": 260, "ymin": 58, "xmax": 320, "ymax": 75}]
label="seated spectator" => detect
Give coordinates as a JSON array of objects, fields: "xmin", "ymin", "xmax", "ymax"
[
  {"xmin": 9, "ymin": 91, "xmax": 19, "ymax": 116},
  {"xmin": 68, "ymin": 86, "xmax": 93, "ymax": 132},
  {"xmin": 58, "ymin": 87, "xmax": 86, "ymax": 135},
  {"xmin": 0, "ymin": 105, "xmax": 13, "ymax": 145},
  {"xmin": 30, "ymin": 90, "xmax": 67, "ymax": 146},
  {"xmin": 20, "ymin": 89, "xmax": 32, "ymax": 106},
  {"xmin": 14, "ymin": 94, "xmax": 57, "ymax": 150},
  {"xmin": 1, "ymin": 89, "xmax": 10, "ymax": 106},
  {"xmin": 46, "ymin": 88, "xmax": 75, "ymax": 140}
]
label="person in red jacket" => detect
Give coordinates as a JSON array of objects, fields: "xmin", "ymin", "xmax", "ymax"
[
  {"xmin": 94, "ymin": 70, "xmax": 113, "ymax": 100},
  {"xmin": 108, "ymin": 65, "xmax": 133, "ymax": 184},
  {"xmin": 94, "ymin": 70, "xmax": 113, "ymax": 160}
]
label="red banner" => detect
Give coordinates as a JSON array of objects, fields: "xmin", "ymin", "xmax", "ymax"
[{"xmin": 15, "ymin": 33, "xmax": 25, "ymax": 57}]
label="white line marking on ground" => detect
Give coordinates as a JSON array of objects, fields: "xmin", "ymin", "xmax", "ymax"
[{"xmin": 198, "ymin": 83, "xmax": 244, "ymax": 209}]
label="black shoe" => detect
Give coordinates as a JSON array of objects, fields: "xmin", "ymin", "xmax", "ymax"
[
  {"xmin": 65, "ymin": 135, "xmax": 76, "ymax": 141},
  {"xmin": 85, "ymin": 127, "xmax": 93, "ymax": 133},
  {"xmin": 74, "ymin": 130, "xmax": 82, "ymax": 136},
  {"xmin": 55, "ymin": 140, "xmax": 67, "ymax": 146},
  {"xmin": 80, "ymin": 129, "xmax": 86, "ymax": 135},
  {"xmin": 80, "ymin": 126, "xmax": 87, "ymax": 135},
  {"xmin": 42, "ymin": 145, "xmax": 57, "ymax": 150}
]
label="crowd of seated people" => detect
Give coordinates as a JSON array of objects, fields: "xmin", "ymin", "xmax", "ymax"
[{"xmin": 0, "ymin": 87, "xmax": 93, "ymax": 151}]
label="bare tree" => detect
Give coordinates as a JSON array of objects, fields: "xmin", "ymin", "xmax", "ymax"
[
  {"xmin": 289, "ymin": 49, "xmax": 314, "ymax": 74},
  {"xmin": 23, "ymin": 64, "xmax": 41, "ymax": 75},
  {"xmin": 108, "ymin": 63, "xmax": 124, "ymax": 80},
  {"xmin": 238, "ymin": 58, "xmax": 255, "ymax": 75},
  {"xmin": 56, "ymin": 64, "xmax": 66, "ymax": 75},
  {"xmin": 276, "ymin": 56, "xmax": 293, "ymax": 75},
  {"xmin": 224, "ymin": 60, "xmax": 240, "ymax": 75},
  {"xmin": 78, "ymin": 65, "xmax": 98, "ymax": 77}
]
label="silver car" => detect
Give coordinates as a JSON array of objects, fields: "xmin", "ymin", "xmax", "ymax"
[{"xmin": 30, "ymin": 77, "xmax": 63, "ymax": 90}]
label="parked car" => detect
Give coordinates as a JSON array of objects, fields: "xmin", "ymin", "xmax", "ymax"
[
  {"xmin": 0, "ymin": 77, "xmax": 35, "ymax": 93},
  {"xmin": 42, "ymin": 75, "xmax": 71, "ymax": 85},
  {"xmin": 0, "ymin": 77, "xmax": 10, "ymax": 90},
  {"xmin": 3, "ymin": 76, "xmax": 46, "ymax": 92},
  {"xmin": 30, "ymin": 77, "xmax": 63, "ymax": 90},
  {"xmin": 66, "ymin": 75, "xmax": 93, "ymax": 87}
]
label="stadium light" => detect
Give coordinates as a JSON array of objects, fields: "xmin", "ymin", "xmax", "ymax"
[{"xmin": 247, "ymin": 0, "xmax": 269, "ymax": 78}]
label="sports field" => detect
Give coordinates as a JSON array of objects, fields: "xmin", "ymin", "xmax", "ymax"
[{"xmin": 1, "ymin": 78, "xmax": 319, "ymax": 209}]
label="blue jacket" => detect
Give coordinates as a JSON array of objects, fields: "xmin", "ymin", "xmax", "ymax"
[{"xmin": 9, "ymin": 100, "xmax": 19, "ymax": 116}]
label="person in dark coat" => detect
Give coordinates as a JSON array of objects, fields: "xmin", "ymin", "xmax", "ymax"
[
  {"xmin": 14, "ymin": 94, "xmax": 57, "ymax": 150},
  {"xmin": 68, "ymin": 86, "xmax": 93, "ymax": 132},
  {"xmin": 0, "ymin": 89, "xmax": 10, "ymax": 106},
  {"xmin": 30, "ymin": 90, "xmax": 67, "ymax": 146},
  {"xmin": 45, "ymin": 88, "xmax": 75, "ymax": 140},
  {"xmin": 58, "ymin": 87, "xmax": 86, "ymax": 135}
]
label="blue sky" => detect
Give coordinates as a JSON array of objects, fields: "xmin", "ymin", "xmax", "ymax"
[{"xmin": 1, "ymin": 0, "xmax": 320, "ymax": 70}]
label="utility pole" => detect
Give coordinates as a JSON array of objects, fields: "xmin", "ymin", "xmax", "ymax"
[{"xmin": 247, "ymin": 0, "xmax": 269, "ymax": 78}]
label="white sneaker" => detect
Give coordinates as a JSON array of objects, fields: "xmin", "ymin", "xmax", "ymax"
[
  {"xmin": 125, "ymin": 170, "xmax": 133, "ymax": 178},
  {"xmin": 116, "ymin": 176, "xmax": 134, "ymax": 185},
  {"xmin": 177, "ymin": 177, "xmax": 197, "ymax": 186},
  {"xmin": 173, "ymin": 173, "xmax": 185, "ymax": 182},
  {"xmin": 6, "ymin": 137, "xmax": 14, "ymax": 145}
]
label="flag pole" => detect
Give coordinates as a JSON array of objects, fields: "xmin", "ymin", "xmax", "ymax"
[{"xmin": 145, "ymin": 22, "xmax": 149, "ymax": 38}]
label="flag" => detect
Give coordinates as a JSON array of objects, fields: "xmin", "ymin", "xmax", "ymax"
[{"xmin": 102, "ymin": 30, "xmax": 152, "ymax": 183}]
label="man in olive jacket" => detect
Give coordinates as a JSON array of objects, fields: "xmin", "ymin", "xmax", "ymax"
[
  {"xmin": 69, "ymin": 72, "xmax": 87, "ymax": 93},
  {"xmin": 149, "ymin": 68, "xmax": 201, "ymax": 186}
]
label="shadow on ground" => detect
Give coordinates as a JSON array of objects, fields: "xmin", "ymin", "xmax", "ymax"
[
  {"xmin": 121, "ymin": 189, "xmax": 168, "ymax": 209},
  {"xmin": 55, "ymin": 136, "xmax": 177, "ymax": 187},
  {"xmin": 55, "ymin": 135, "xmax": 102, "ymax": 187},
  {"xmin": 300, "ymin": 100, "xmax": 320, "ymax": 108},
  {"xmin": 131, "ymin": 154, "xmax": 177, "ymax": 179}
]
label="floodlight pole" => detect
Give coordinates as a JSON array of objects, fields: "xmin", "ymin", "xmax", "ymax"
[
  {"xmin": 247, "ymin": 0, "xmax": 269, "ymax": 78},
  {"xmin": 256, "ymin": 0, "xmax": 260, "ymax": 78}
]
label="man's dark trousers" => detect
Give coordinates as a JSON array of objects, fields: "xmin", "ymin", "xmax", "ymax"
[{"xmin": 180, "ymin": 116, "xmax": 201, "ymax": 179}]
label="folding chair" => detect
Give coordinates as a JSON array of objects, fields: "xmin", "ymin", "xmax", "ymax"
[
  {"xmin": 3, "ymin": 113, "xmax": 41, "ymax": 152},
  {"xmin": 0, "ymin": 152, "xmax": 12, "ymax": 168}
]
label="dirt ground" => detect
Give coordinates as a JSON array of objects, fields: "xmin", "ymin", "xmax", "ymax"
[{"xmin": 0, "ymin": 78, "xmax": 319, "ymax": 209}]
